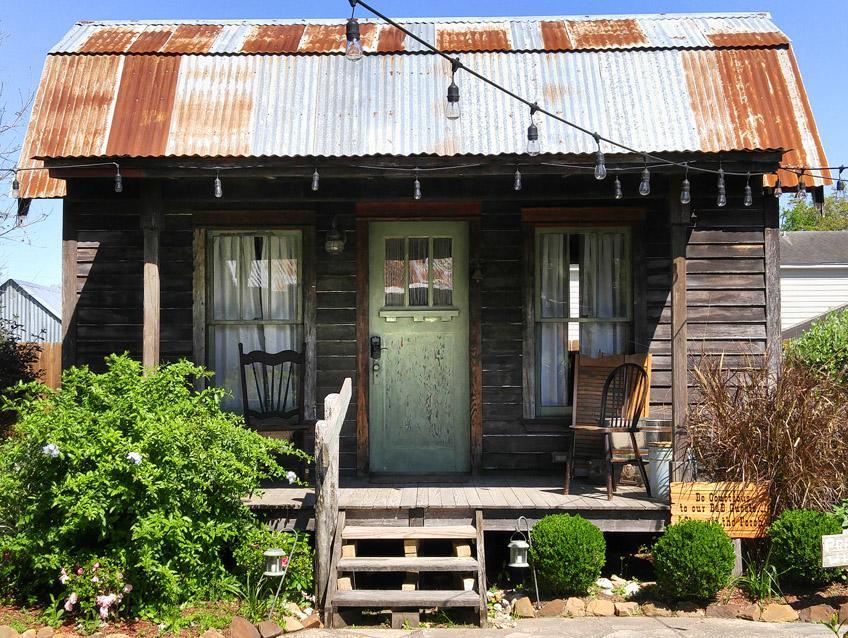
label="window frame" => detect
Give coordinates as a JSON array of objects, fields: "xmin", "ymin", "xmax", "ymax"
[
  {"xmin": 533, "ymin": 226, "xmax": 633, "ymax": 416},
  {"xmin": 381, "ymin": 234, "xmax": 457, "ymax": 310}
]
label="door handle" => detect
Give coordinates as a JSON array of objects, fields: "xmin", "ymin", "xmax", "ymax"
[{"xmin": 370, "ymin": 336, "xmax": 383, "ymax": 359}]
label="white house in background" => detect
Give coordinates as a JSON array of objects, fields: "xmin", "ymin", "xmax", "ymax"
[
  {"xmin": 0, "ymin": 278, "xmax": 62, "ymax": 342},
  {"xmin": 780, "ymin": 231, "xmax": 848, "ymax": 338}
]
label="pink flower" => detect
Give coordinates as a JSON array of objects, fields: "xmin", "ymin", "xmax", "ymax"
[
  {"xmin": 123, "ymin": 583, "xmax": 133, "ymax": 594},
  {"xmin": 64, "ymin": 592, "xmax": 78, "ymax": 612},
  {"xmin": 59, "ymin": 568, "xmax": 69, "ymax": 584},
  {"xmin": 95, "ymin": 593, "xmax": 116, "ymax": 608},
  {"xmin": 92, "ymin": 562, "xmax": 100, "ymax": 571},
  {"xmin": 280, "ymin": 556, "xmax": 289, "ymax": 568},
  {"xmin": 99, "ymin": 606, "xmax": 109, "ymax": 620},
  {"xmin": 91, "ymin": 575, "xmax": 100, "ymax": 583},
  {"xmin": 76, "ymin": 567, "xmax": 84, "ymax": 576}
]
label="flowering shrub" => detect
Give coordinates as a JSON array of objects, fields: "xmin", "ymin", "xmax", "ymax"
[
  {"xmin": 60, "ymin": 558, "xmax": 130, "ymax": 623},
  {"xmin": 0, "ymin": 355, "xmax": 308, "ymax": 618}
]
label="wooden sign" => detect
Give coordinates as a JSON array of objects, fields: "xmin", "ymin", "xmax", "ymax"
[
  {"xmin": 670, "ymin": 482, "xmax": 770, "ymax": 538},
  {"xmin": 821, "ymin": 532, "xmax": 848, "ymax": 568}
]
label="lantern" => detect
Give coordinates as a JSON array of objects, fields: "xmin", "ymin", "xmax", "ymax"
[
  {"xmin": 507, "ymin": 516, "xmax": 540, "ymax": 605},
  {"xmin": 263, "ymin": 548, "xmax": 288, "ymax": 577}
]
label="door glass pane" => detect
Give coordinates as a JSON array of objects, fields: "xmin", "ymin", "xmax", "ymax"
[
  {"xmin": 408, "ymin": 237, "xmax": 429, "ymax": 307},
  {"xmin": 384, "ymin": 238, "xmax": 405, "ymax": 307},
  {"xmin": 540, "ymin": 233, "xmax": 567, "ymax": 318},
  {"xmin": 432, "ymin": 238, "xmax": 453, "ymax": 306}
]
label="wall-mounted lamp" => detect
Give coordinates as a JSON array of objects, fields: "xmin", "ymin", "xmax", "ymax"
[{"xmin": 325, "ymin": 217, "xmax": 346, "ymax": 255}]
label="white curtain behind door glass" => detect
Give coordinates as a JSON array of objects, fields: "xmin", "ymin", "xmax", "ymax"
[
  {"xmin": 211, "ymin": 234, "xmax": 300, "ymax": 411},
  {"xmin": 539, "ymin": 234, "xmax": 568, "ymax": 407},
  {"xmin": 580, "ymin": 232, "xmax": 626, "ymax": 357}
]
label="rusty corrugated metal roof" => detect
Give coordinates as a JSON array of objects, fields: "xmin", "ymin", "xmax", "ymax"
[{"xmin": 18, "ymin": 12, "xmax": 827, "ymax": 198}]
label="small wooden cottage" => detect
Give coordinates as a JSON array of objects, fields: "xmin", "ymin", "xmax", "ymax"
[{"xmin": 16, "ymin": 11, "xmax": 829, "ymax": 621}]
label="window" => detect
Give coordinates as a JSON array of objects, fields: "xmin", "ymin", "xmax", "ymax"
[
  {"xmin": 207, "ymin": 231, "xmax": 302, "ymax": 411},
  {"xmin": 383, "ymin": 236, "xmax": 454, "ymax": 309},
  {"xmin": 535, "ymin": 228, "xmax": 631, "ymax": 414}
]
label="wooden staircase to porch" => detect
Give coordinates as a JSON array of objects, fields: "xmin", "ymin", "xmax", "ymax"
[{"xmin": 325, "ymin": 510, "xmax": 487, "ymax": 628}]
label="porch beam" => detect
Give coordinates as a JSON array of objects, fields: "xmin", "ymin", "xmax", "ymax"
[
  {"xmin": 141, "ymin": 182, "xmax": 163, "ymax": 372},
  {"xmin": 763, "ymin": 197, "xmax": 782, "ymax": 378},
  {"xmin": 669, "ymin": 195, "xmax": 691, "ymax": 482}
]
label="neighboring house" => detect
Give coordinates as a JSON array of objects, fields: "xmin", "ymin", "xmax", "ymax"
[
  {"xmin": 15, "ymin": 12, "xmax": 828, "ymax": 618},
  {"xmin": 780, "ymin": 231, "xmax": 848, "ymax": 338},
  {"xmin": 0, "ymin": 278, "xmax": 62, "ymax": 342}
]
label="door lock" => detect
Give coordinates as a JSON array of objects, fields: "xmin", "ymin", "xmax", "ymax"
[{"xmin": 370, "ymin": 336, "xmax": 384, "ymax": 359}]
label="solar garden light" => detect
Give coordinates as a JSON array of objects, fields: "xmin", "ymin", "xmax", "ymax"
[
  {"xmin": 507, "ymin": 516, "xmax": 540, "ymax": 606},
  {"xmin": 263, "ymin": 530, "xmax": 299, "ymax": 620}
]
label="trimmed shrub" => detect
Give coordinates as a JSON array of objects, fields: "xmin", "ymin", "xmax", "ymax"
[
  {"xmin": 653, "ymin": 520, "xmax": 735, "ymax": 601},
  {"xmin": 0, "ymin": 354, "xmax": 308, "ymax": 617},
  {"xmin": 529, "ymin": 514, "xmax": 605, "ymax": 596},
  {"xmin": 232, "ymin": 526, "xmax": 314, "ymax": 605},
  {"xmin": 785, "ymin": 307, "xmax": 848, "ymax": 384},
  {"xmin": 768, "ymin": 509, "xmax": 843, "ymax": 588}
]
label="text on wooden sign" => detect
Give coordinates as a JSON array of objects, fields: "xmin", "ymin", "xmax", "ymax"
[{"xmin": 670, "ymin": 482, "xmax": 770, "ymax": 538}]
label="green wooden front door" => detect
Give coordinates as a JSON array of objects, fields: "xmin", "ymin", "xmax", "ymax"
[{"xmin": 368, "ymin": 221, "xmax": 470, "ymax": 474}]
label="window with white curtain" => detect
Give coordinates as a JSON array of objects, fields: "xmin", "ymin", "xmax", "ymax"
[
  {"xmin": 207, "ymin": 231, "xmax": 302, "ymax": 411},
  {"xmin": 535, "ymin": 228, "xmax": 630, "ymax": 415}
]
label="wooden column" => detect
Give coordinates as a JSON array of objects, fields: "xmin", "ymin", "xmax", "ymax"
[
  {"xmin": 355, "ymin": 218, "xmax": 369, "ymax": 475},
  {"xmin": 763, "ymin": 197, "xmax": 782, "ymax": 378},
  {"xmin": 61, "ymin": 204, "xmax": 78, "ymax": 370},
  {"xmin": 141, "ymin": 182, "xmax": 162, "ymax": 372},
  {"xmin": 469, "ymin": 217, "xmax": 483, "ymax": 473},
  {"xmin": 192, "ymin": 228, "xmax": 207, "ymax": 371},
  {"xmin": 670, "ymin": 195, "xmax": 691, "ymax": 482},
  {"xmin": 303, "ymin": 226, "xmax": 318, "ymax": 422}
]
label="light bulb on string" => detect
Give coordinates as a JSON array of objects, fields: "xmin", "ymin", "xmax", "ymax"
[
  {"xmin": 797, "ymin": 170, "xmax": 807, "ymax": 200},
  {"xmin": 114, "ymin": 165, "xmax": 123, "ymax": 193},
  {"xmin": 526, "ymin": 105, "xmax": 540, "ymax": 156},
  {"xmin": 446, "ymin": 59, "xmax": 461, "ymax": 120},
  {"xmin": 593, "ymin": 134, "xmax": 606, "ymax": 180},
  {"xmin": 836, "ymin": 167, "xmax": 846, "ymax": 200},
  {"xmin": 743, "ymin": 172, "xmax": 753, "ymax": 207},
  {"xmin": 613, "ymin": 175, "xmax": 623, "ymax": 200},
  {"xmin": 638, "ymin": 159, "xmax": 651, "ymax": 196},
  {"xmin": 716, "ymin": 166, "xmax": 727, "ymax": 208},
  {"xmin": 10, "ymin": 172, "xmax": 19, "ymax": 199},
  {"xmin": 413, "ymin": 170, "xmax": 422, "ymax": 200},
  {"xmin": 214, "ymin": 171, "xmax": 223, "ymax": 199},
  {"xmin": 345, "ymin": 17, "xmax": 364, "ymax": 62},
  {"xmin": 680, "ymin": 164, "xmax": 691, "ymax": 205},
  {"xmin": 513, "ymin": 166, "xmax": 522, "ymax": 191},
  {"xmin": 311, "ymin": 168, "xmax": 320, "ymax": 192},
  {"xmin": 774, "ymin": 175, "xmax": 782, "ymax": 198}
]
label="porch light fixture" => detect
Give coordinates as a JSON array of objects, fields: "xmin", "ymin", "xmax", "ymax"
[
  {"xmin": 680, "ymin": 164, "xmax": 691, "ymax": 205},
  {"xmin": 835, "ymin": 167, "xmax": 845, "ymax": 200},
  {"xmin": 797, "ymin": 170, "xmax": 807, "ymax": 200},
  {"xmin": 526, "ymin": 105, "xmax": 540, "ymax": 157},
  {"xmin": 613, "ymin": 175, "xmax": 623, "ymax": 200},
  {"xmin": 16, "ymin": 198, "xmax": 30, "ymax": 227},
  {"xmin": 325, "ymin": 217, "xmax": 346, "ymax": 255},
  {"xmin": 716, "ymin": 167, "xmax": 727, "ymax": 208},
  {"xmin": 446, "ymin": 59, "xmax": 461, "ymax": 120},
  {"xmin": 114, "ymin": 165, "xmax": 123, "ymax": 194},
  {"xmin": 213, "ymin": 171, "xmax": 223, "ymax": 199},
  {"xmin": 638, "ymin": 159, "xmax": 651, "ymax": 196},
  {"xmin": 513, "ymin": 166, "xmax": 522, "ymax": 191},
  {"xmin": 263, "ymin": 548, "xmax": 288, "ymax": 577},
  {"xmin": 507, "ymin": 516, "xmax": 540, "ymax": 606},
  {"xmin": 10, "ymin": 172, "xmax": 19, "ymax": 199},
  {"xmin": 311, "ymin": 167, "xmax": 320, "ymax": 192},
  {"xmin": 413, "ymin": 169, "xmax": 422, "ymax": 200},
  {"xmin": 743, "ymin": 172, "xmax": 753, "ymax": 207},
  {"xmin": 593, "ymin": 134, "xmax": 606, "ymax": 180},
  {"xmin": 774, "ymin": 176, "xmax": 782, "ymax": 198},
  {"xmin": 345, "ymin": 18, "xmax": 364, "ymax": 62}
]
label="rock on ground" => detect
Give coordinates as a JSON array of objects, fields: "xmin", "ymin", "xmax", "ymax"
[
  {"xmin": 642, "ymin": 602, "xmax": 674, "ymax": 617},
  {"xmin": 705, "ymin": 603, "xmax": 741, "ymax": 619},
  {"xmin": 301, "ymin": 613, "xmax": 323, "ymax": 630},
  {"xmin": 799, "ymin": 604, "xmax": 836, "ymax": 623},
  {"xmin": 200, "ymin": 630, "xmax": 225, "ymax": 638},
  {"xmin": 283, "ymin": 617, "xmax": 304, "ymax": 633},
  {"xmin": 512, "ymin": 596, "xmax": 536, "ymax": 618},
  {"xmin": 760, "ymin": 603, "xmax": 799, "ymax": 623},
  {"xmin": 230, "ymin": 616, "xmax": 261, "ymax": 638},
  {"xmin": 34, "ymin": 628, "xmax": 53, "ymax": 638},
  {"xmin": 737, "ymin": 603, "xmax": 762, "ymax": 621},
  {"xmin": 586, "ymin": 599, "xmax": 615, "ymax": 617},
  {"xmin": 675, "ymin": 601, "xmax": 705, "ymax": 617},
  {"xmin": 564, "ymin": 597, "xmax": 586, "ymax": 617},
  {"xmin": 20, "ymin": 630, "xmax": 36, "ymax": 638},
  {"xmin": 839, "ymin": 602, "xmax": 848, "ymax": 624},
  {"xmin": 0, "ymin": 626, "xmax": 20, "ymax": 638},
  {"xmin": 256, "ymin": 620, "xmax": 283, "ymax": 638},
  {"xmin": 614, "ymin": 601, "xmax": 640, "ymax": 617}
]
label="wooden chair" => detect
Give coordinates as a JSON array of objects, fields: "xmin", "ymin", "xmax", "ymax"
[{"xmin": 564, "ymin": 361, "xmax": 651, "ymax": 500}]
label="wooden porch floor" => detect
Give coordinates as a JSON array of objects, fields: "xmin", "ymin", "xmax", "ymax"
[{"xmin": 248, "ymin": 475, "xmax": 668, "ymax": 532}]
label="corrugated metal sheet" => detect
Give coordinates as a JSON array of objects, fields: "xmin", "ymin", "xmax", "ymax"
[
  {"xmin": 0, "ymin": 279, "xmax": 62, "ymax": 342},
  {"xmin": 19, "ymin": 12, "xmax": 828, "ymax": 198}
]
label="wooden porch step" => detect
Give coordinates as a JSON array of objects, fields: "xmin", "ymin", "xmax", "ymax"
[
  {"xmin": 341, "ymin": 525, "xmax": 477, "ymax": 540},
  {"xmin": 337, "ymin": 556, "xmax": 479, "ymax": 572},
  {"xmin": 332, "ymin": 589, "xmax": 481, "ymax": 608}
]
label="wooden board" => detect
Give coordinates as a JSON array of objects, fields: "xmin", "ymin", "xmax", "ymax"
[
  {"xmin": 337, "ymin": 557, "xmax": 478, "ymax": 572},
  {"xmin": 342, "ymin": 525, "xmax": 477, "ymax": 540},
  {"xmin": 670, "ymin": 482, "xmax": 770, "ymax": 538},
  {"xmin": 822, "ymin": 532, "xmax": 848, "ymax": 569},
  {"xmin": 332, "ymin": 589, "xmax": 480, "ymax": 608}
]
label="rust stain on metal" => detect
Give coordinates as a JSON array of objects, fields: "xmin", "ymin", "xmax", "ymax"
[
  {"xmin": 540, "ymin": 20, "xmax": 573, "ymax": 51},
  {"xmin": 242, "ymin": 24, "xmax": 306, "ymax": 53},
  {"xmin": 376, "ymin": 25, "xmax": 406, "ymax": 52},
  {"xmin": 707, "ymin": 31, "xmax": 787, "ymax": 48},
  {"xmin": 565, "ymin": 18, "xmax": 647, "ymax": 49},
  {"xmin": 79, "ymin": 27, "xmax": 140, "ymax": 53},
  {"xmin": 160, "ymin": 24, "xmax": 222, "ymax": 54},
  {"xmin": 301, "ymin": 22, "xmax": 376, "ymax": 53},
  {"xmin": 128, "ymin": 29, "xmax": 174, "ymax": 53},
  {"xmin": 105, "ymin": 56, "xmax": 180, "ymax": 156},
  {"xmin": 436, "ymin": 26, "xmax": 511, "ymax": 52}
]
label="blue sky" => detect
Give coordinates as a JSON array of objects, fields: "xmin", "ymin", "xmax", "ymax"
[{"xmin": 1, "ymin": 0, "xmax": 846, "ymax": 286}]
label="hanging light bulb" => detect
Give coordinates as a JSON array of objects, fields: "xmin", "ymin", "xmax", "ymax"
[
  {"xmin": 613, "ymin": 175, "xmax": 623, "ymax": 200},
  {"xmin": 716, "ymin": 167, "xmax": 727, "ymax": 207},
  {"xmin": 513, "ymin": 166, "xmax": 522, "ymax": 191},
  {"xmin": 114, "ymin": 165, "xmax": 123, "ymax": 193},
  {"xmin": 214, "ymin": 171, "xmax": 223, "ymax": 199},
  {"xmin": 743, "ymin": 172, "xmax": 753, "ymax": 207},
  {"xmin": 593, "ymin": 134, "xmax": 606, "ymax": 180},
  {"xmin": 680, "ymin": 165, "xmax": 691, "ymax": 205},
  {"xmin": 311, "ymin": 168, "xmax": 320, "ymax": 192},
  {"xmin": 797, "ymin": 170, "xmax": 807, "ymax": 200},
  {"xmin": 526, "ymin": 105, "xmax": 540, "ymax": 156},
  {"xmin": 413, "ymin": 170, "xmax": 422, "ymax": 200},
  {"xmin": 638, "ymin": 160, "xmax": 651, "ymax": 196},
  {"xmin": 774, "ymin": 175, "xmax": 782, "ymax": 198},
  {"xmin": 10, "ymin": 172, "xmax": 20, "ymax": 199},
  {"xmin": 446, "ymin": 60, "xmax": 461, "ymax": 120},
  {"xmin": 345, "ymin": 18, "xmax": 364, "ymax": 62},
  {"xmin": 835, "ymin": 167, "xmax": 845, "ymax": 200}
]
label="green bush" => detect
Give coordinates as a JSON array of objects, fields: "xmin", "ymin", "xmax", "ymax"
[
  {"xmin": 768, "ymin": 509, "xmax": 843, "ymax": 588},
  {"xmin": 0, "ymin": 354, "xmax": 308, "ymax": 617},
  {"xmin": 653, "ymin": 520, "xmax": 735, "ymax": 601},
  {"xmin": 529, "ymin": 514, "xmax": 605, "ymax": 596},
  {"xmin": 785, "ymin": 308, "xmax": 848, "ymax": 384},
  {"xmin": 232, "ymin": 526, "xmax": 314, "ymax": 605},
  {"xmin": 0, "ymin": 317, "xmax": 41, "ymax": 436}
]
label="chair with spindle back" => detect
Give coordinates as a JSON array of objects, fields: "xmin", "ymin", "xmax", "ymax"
[{"xmin": 564, "ymin": 362, "xmax": 650, "ymax": 500}]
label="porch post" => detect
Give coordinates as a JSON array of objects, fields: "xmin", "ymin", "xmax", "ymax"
[
  {"xmin": 669, "ymin": 195, "xmax": 692, "ymax": 482},
  {"xmin": 61, "ymin": 205, "xmax": 78, "ymax": 370},
  {"xmin": 763, "ymin": 196, "xmax": 782, "ymax": 378},
  {"xmin": 141, "ymin": 181, "xmax": 162, "ymax": 372}
]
